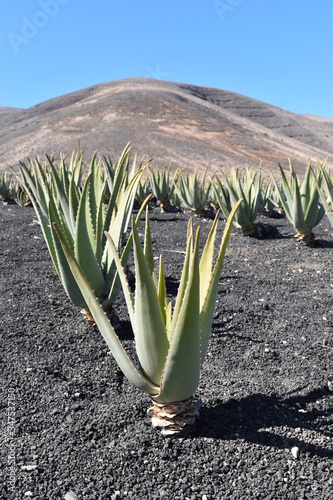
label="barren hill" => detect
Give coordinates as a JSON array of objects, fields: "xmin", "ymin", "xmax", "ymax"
[{"xmin": 1, "ymin": 78, "xmax": 332, "ymax": 177}]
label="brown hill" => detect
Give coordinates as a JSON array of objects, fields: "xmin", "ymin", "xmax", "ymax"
[{"xmin": 1, "ymin": 78, "xmax": 332, "ymax": 177}]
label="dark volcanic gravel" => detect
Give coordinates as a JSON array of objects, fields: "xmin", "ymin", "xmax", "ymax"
[{"xmin": 1, "ymin": 202, "xmax": 332, "ymax": 499}]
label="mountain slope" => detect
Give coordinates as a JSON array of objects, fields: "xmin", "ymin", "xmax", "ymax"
[{"xmin": 1, "ymin": 78, "xmax": 332, "ymax": 177}]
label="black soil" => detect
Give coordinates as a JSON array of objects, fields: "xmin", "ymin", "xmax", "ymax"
[{"xmin": 1, "ymin": 203, "xmax": 332, "ymax": 499}]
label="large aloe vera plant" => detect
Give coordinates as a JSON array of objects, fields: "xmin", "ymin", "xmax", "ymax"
[
  {"xmin": 54, "ymin": 200, "xmax": 242, "ymax": 435},
  {"xmin": 271, "ymin": 161, "xmax": 325, "ymax": 245},
  {"xmin": 19, "ymin": 144, "xmax": 149, "ymax": 313}
]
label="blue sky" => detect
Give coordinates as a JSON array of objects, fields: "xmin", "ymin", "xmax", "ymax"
[{"xmin": 1, "ymin": 0, "xmax": 332, "ymax": 117}]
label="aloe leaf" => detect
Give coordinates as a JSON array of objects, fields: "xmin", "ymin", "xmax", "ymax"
[
  {"xmin": 20, "ymin": 160, "xmax": 85, "ymax": 306},
  {"xmin": 161, "ymin": 168, "xmax": 169, "ymax": 198},
  {"xmin": 149, "ymin": 167, "xmax": 160, "ymax": 200},
  {"xmin": 47, "ymin": 154, "xmax": 74, "ymax": 237},
  {"xmin": 292, "ymin": 174, "xmax": 306, "ymax": 232},
  {"xmin": 27, "ymin": 192, "xmax": 60, "ymax": 275},
  {"xmin": 199, "ymin": 210, "xmax": 220, "ymax": 309},
  {"xmin": 102, "ymin": 143, "xmax": 132, "ymax": 242},
  {"xmin": 128, "ymin": 152, "xmax": 139, "ymax": 184},
  {"xmin": 68, "ymin": 173, "xmax": 81, "ymax": 231},
  {"xmin": 192, "ymin": 174, "xmax": 200, "ymax": 210},
  {"xmin": 75, "ymin": 175, "xmax": 105, "ymax": 297},
  {"xmin": 157, "ymin": 227, "xmax": 201, "ymax": 403},
  {"xmin": 165, "ymin": 301, "xmax": 172, "ymax": 335},
  {"xmin": 236, "ymin": 179, "xmax": 253, "ymax": 224},
  {"xmin": 50, "ymin": 221, "xmax": 86, "ymax": 308},
  {"xmin": 304, "ymin": 179, "xmax": 324, "ymax": 229},
  {"xmin": 277, "ymin": 164, "xmax": 293, "ymax": 221},
  {"xmin": 72, "ymin": 151, "xmax": 84, "ymax": 187},
  {"xmin": 104, "ymin": 194, "xmax": 151, "ymax": 304},
  {"xmin": 95, "ymin": 177, "xmax": 108, "ymax": 263},
  {"xmin": 88, "ymin": 153, "xmax": 99, "ymax": 236},
  {"xmin": 53, "ymin": 223, "xmax": 159, "ymax": 396},
  {"xmin": 300, "ymin": 162, "xmax": 312, "ymax": 213},
  {"xmin": 227, "ymin": 179, "xmax": 250, "ymax": 228},
  {"xmin": 101, "ymin": 174, "xmax": 129, "ymax": 274},
  {"xmin": 18, "ymin": 164, "xmax": 46, "ymax": 219},
  {"xmin": 214, "ymin": 181, "xmax": 232, "ymax": 219},
  {"xmin": 203, "ymin": 180, "xmax": 211, "ymax": 208},
  {"xmin": 108, "ymin": 167, "xmax": 145, "ymax": 251},
  {"xmin": 132, "ymin": 220, "xmax": 169, "ymax": 386},
  {"xmin": 90, "ymin": 155, "xmax": 107, "ymax": 242},
  {"xmin": 157, "ymin": 255, "xmax": 168, "ymax": 326},
  {"xmin": 48, "ymin": 193, "xmax": 86, "ymax": 307},
  {"xmin": 183, "ymin": 174, "xmax": 194, "ymax": 207},
  {"xmin": 312, "ymin": 165, "xmax": 333, "ymax": 225},
  {"xmin": 200, "ymin": 199, "xmax": 243, "ymax": 364},
  {"xmin": 34, "ymin": 158, "xmax": 51, "ymax": 215},
  {"xmin": 59, "ymin": 155, "xmax": 70, "ymax": 199},
  {"xmin": 321, "ymin": 160, "xmax": 333, "ymax": 204},
  {"xmin": 168, "ymin": 219, "xmax": 193, "ymax": 343},
  {"xmin": 104, "ymin": 232, "xmax": 135, "ymax": 324},
  {"xmin": 49, "ymin": 190, "xmax": 74, "ymax": 252},
  {"xmin": 251, "ymin": 174, "xmax": 262, "ymax": 215},
  {"xmin": 143, "ymin": 207, "xmax": 157, "ymax": 285}
]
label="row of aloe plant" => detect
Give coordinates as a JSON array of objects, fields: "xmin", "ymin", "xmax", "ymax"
[
  {"xmin": 143, "ymin": 160, "xmax": 331, "ymax": 245},
  {"xmin": 3, "ymin": 153, "xmax": 333, "ymax": 245}
]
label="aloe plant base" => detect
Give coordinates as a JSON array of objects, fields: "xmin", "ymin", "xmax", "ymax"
[
  {"xmin": 241, "ymin": 222, "xmax": 279, "ymax": 239},
  {"xmin": 295, "ymin": 229, "xmax": 315, "ymax": 246},
  {"xmin": 148, "ymin": 398, "xmax": 202, "ymax": 436}
]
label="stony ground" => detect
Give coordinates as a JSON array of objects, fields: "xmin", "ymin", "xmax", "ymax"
[{"xmin": 1, "ymin": 202, "xmax": 332, "ymax": 499}]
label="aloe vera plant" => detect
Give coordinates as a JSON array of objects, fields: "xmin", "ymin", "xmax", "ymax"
[
  {"xmin": 13, "ymin": 182, "xmax": 32, "ymax": 207},
  {"xmin": 0, "ymin": 170, "xmax": 14, "ymax": 202},
  {"xmin": 54, "ymin": 200, "xmax": 242, "ymax": 435},
  {"xmin": 19, "ymin": 144, "xmax": 150, "ymax": 314},
  {"xmin": 175, "ymin": 170, "xmax": 212, "ymax": 216},
  {"xmin": 271, "ymin": 161, "xmax": 325, "ymax": 245},
  {"xmin": 149, "ymin": 165, "xmax": 177, "ymax": 211},
  {"xmin": 311, "ymin": 160, "xmax": 333, "ymax": 226},
  {"xmin": 263, "ymin": 181, "xmax": 284, "ymax": 216},
  {"xmin": 136, "ymin": 175, "xmax": 152, "ymax": 205},
  {"xmin": 214, "ymin": 167, "xmax": 263, "ymax": 236}
]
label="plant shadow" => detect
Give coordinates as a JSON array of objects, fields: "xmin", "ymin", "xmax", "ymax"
[
  {"xmin": 197, "ymin": 386, "xmax": 333, "ymax": 458},
  {"xmin": 149, "ymin": 216, "xmax": 181, "ymax": 223},
  {"xmin": 314, "ymin": 238, "xmax": 333, "ymax": 248}
]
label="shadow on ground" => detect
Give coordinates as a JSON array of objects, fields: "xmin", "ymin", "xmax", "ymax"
[{"xmin": 199, "ymin": 387, "xmax": 333, "ymax": 458}]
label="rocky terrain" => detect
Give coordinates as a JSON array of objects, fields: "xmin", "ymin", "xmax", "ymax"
[{"xmin": 1, "ymin": 201, "xmax": 332, "ymax": 499}]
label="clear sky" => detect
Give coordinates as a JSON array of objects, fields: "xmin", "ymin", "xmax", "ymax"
[{"xmin": 1, "ymin": 0, "xmax": 332, "ymax": 117}]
